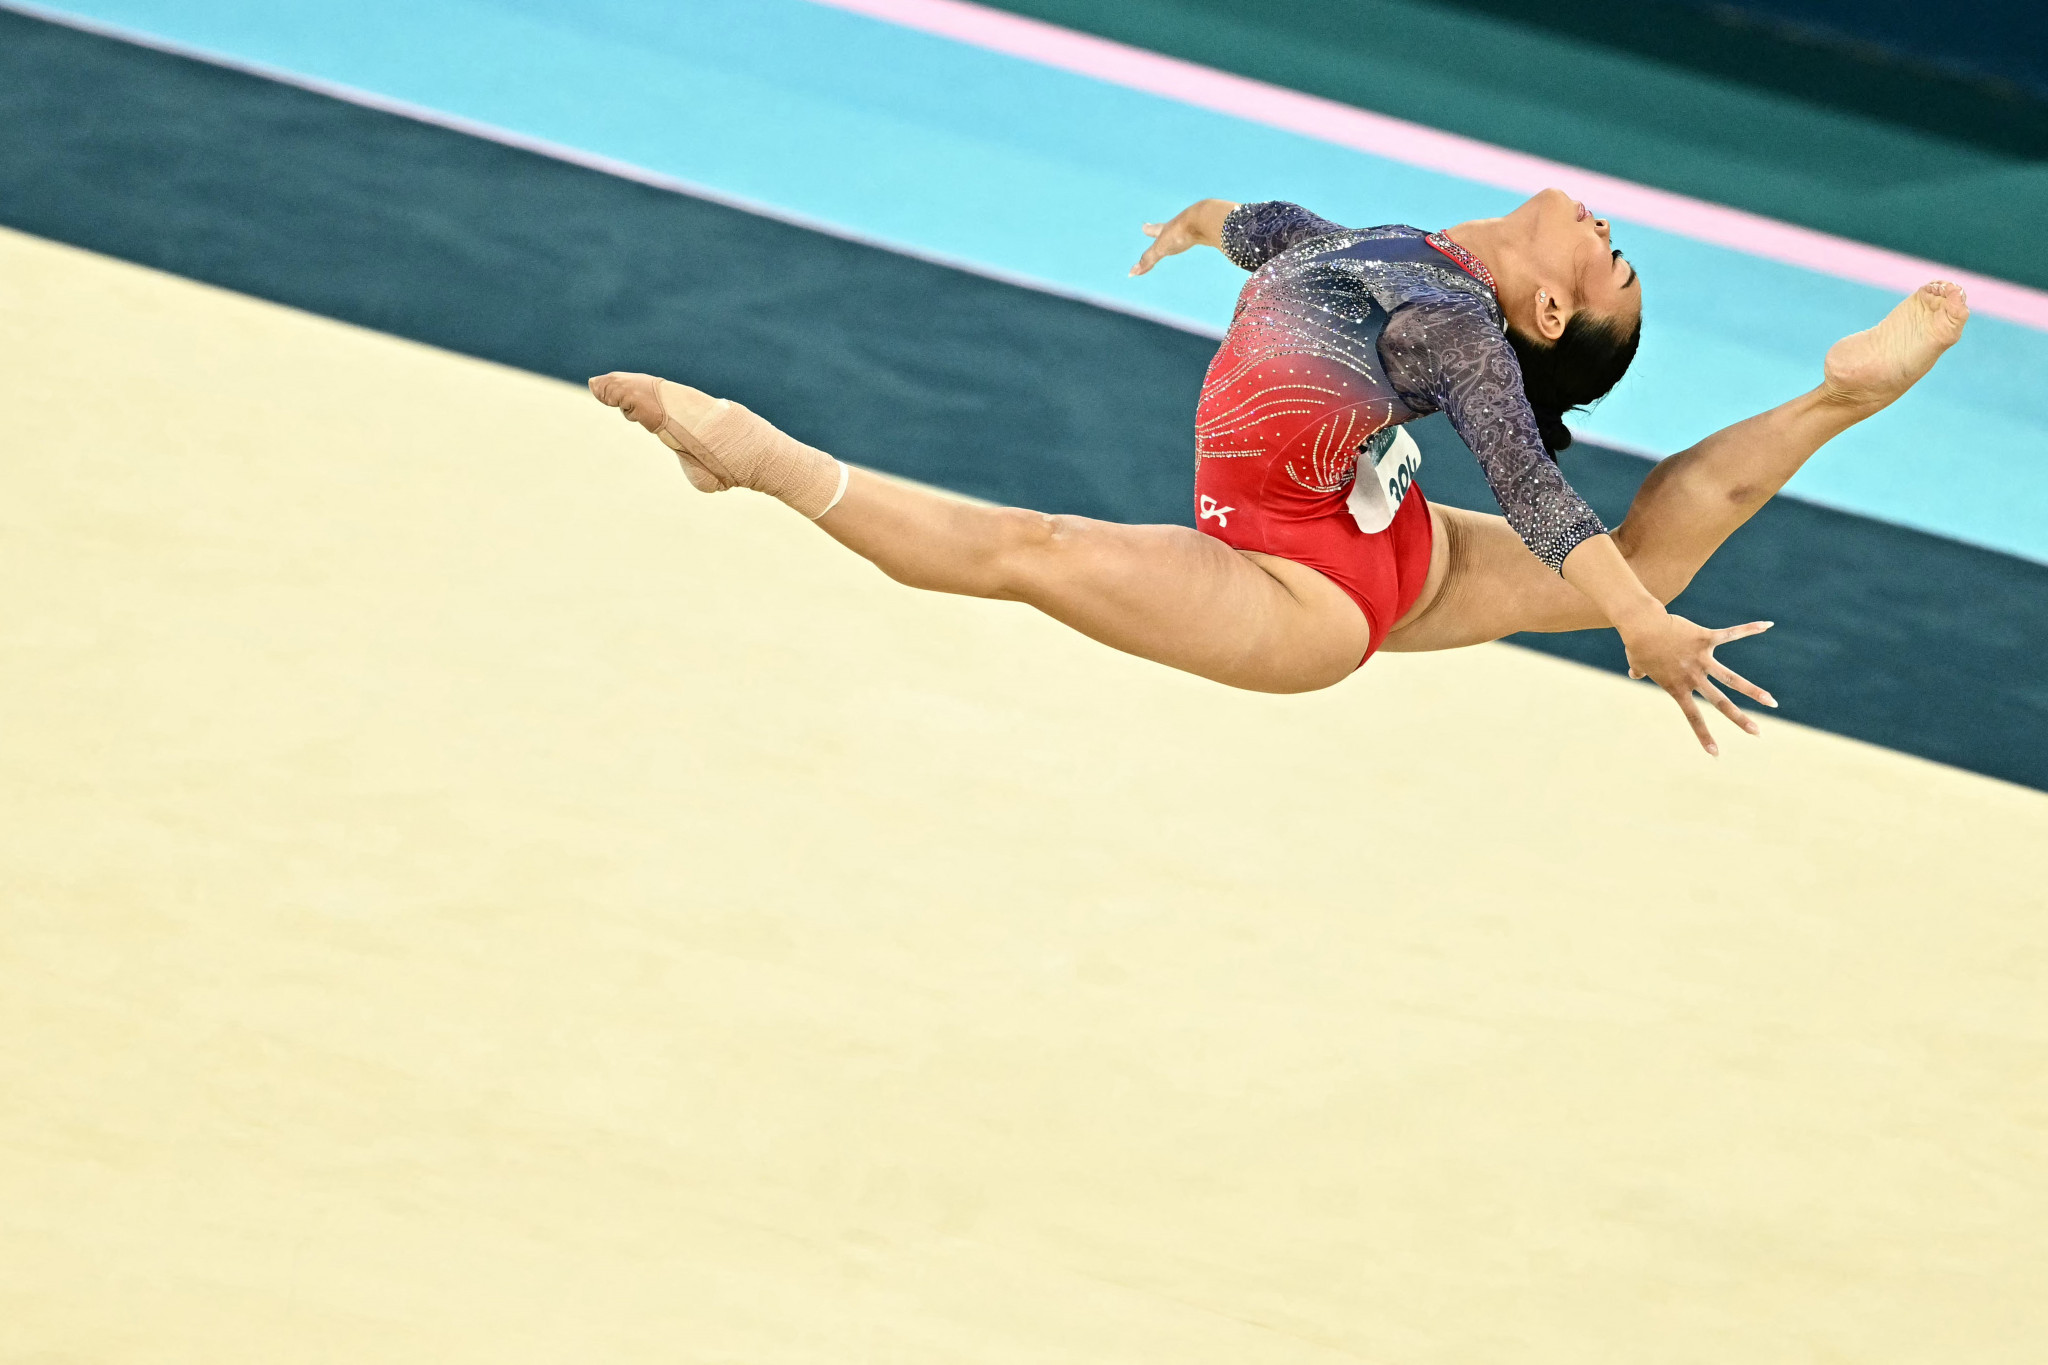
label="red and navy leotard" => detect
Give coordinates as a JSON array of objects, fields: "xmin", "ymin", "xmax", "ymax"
[{"xmin": 1194, "ymin": 202, "xmax": 1608, "ymax": 659}]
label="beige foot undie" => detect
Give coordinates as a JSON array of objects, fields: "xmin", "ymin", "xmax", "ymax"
[
  {"xmin": 1821, "ymin": 280, "xmax": 1971, "ymax": 409},
  {"xmin": 588, "ymin": 372, "xmax": 849, "ymax": 520}
]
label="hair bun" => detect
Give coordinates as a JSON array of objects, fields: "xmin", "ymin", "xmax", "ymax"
[{"xmin": 1532, "ymin": 407, "xmax": 1573, "ymax": 454}]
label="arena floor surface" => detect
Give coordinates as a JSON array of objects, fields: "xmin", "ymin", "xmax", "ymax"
[{"xmin": 4, "ymin": 2, "xmax": 2046, "ymax": 1359}]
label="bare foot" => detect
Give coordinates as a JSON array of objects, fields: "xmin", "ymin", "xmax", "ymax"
[
  {"xmin": 1821, "ymin": 281, "xmax": 1969, "ymax": 409},
  {"xmin": 588, "ymin": 371, "xmax": 733, "ymax": 492}
]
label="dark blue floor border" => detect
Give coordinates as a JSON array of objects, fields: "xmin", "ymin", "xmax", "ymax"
[{"xmin": 4, "ymin": 10, "xmax": 2043, "ymax": 788}]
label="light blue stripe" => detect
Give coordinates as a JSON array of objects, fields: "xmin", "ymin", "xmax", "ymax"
[{"xmin": 30, "ymin": 0, "xmax": 2048, "ymax": 561}]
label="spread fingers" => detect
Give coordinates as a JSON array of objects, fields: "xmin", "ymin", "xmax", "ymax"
[
  {"xmin": 1698, "ymin": 678, "xmax": 1757, "ymax": 736},
  {"xmin": 1709, "ymin": 660, "xmax": 1777, "ymax": 708}
]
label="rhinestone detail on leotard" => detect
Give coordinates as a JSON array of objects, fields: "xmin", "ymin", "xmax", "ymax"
[{"xmin": 1423, "ymin": 231, "xmax": 1497, "ymax": 293}]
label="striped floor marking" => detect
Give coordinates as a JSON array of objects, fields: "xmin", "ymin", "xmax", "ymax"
[
  {"xmin": 814, "ymin": 0, "xmax": 2048, "ymax": 330},
  {"xmin": 7, "ymin": 0, "xmax": 2048, "ymax": 563}
]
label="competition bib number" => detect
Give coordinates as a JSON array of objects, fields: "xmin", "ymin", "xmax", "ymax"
[{"xmin": 1346, "ymin": 426, "xmax": 1423, "ymax": 534}]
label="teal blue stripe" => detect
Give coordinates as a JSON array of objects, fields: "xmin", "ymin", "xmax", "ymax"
[{"xmin": 22, "ymin": 0, "xmax": 2048, "ymax": 562}]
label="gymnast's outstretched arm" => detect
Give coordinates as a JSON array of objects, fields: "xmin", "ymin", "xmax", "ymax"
[{"xmin": 1383, "ymin": 279, "xmax": 1972, "ymax": 737}]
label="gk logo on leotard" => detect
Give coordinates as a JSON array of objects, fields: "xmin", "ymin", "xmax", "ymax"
[{"xmin": 1199, "ymin": 495, "xmax": 1235, "ymax": 527}]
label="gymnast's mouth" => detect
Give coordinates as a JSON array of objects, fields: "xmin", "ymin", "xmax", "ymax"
[{"xmin": 1576, "ymin": 200, "xmax": 1588, "ymax": 222}]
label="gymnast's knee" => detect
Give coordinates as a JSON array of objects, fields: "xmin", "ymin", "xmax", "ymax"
[{"xmin": 984, "ymin": 508, "xmax": 1082, "ymax": 598}]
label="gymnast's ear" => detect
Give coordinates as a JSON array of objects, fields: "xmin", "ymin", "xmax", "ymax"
[{"xmin": 1530, "ymin": 283, "xmax": 1570, "ymax": 342}]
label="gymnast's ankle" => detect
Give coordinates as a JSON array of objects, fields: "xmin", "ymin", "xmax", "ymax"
[{"xmin": 589, "ymin": 373, "xmax": 849, "ymax": 519}]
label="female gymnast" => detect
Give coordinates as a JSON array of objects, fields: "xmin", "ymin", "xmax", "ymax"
[{"xmin": 589, "ymin": 189, "xmax": 1967, "ymax": 753}]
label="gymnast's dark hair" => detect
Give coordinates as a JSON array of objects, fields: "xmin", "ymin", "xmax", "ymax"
[{"xmin": 1507, "ymin": 310, "xmax": 1641, "ymax": 455}]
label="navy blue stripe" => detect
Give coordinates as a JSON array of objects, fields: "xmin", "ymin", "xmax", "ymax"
[{"xmin": 5, "ymin": 11, "xmax": 2043, "ymax": 787}]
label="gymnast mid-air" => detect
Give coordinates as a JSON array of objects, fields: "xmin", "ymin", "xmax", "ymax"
[{"xmin": 590, "ymin": 190, "xmax": 1968, "ymax": 753}]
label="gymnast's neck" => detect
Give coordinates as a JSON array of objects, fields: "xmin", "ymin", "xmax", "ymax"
[{"xmin": 1439, "ymin": 217, "xmax": 1535, "ymax": 335}]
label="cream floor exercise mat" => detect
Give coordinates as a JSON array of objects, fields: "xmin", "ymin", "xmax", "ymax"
[{"xmin": 3, "ymin": 228, "xmax": 2045, "ymax": 1363}]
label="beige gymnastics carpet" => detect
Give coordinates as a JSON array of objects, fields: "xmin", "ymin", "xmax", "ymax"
[{"xmin": 3, "ymin": 227, "xmax": 2046, "ymax": 1362}]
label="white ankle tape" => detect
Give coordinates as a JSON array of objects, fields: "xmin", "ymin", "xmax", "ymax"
[{"xmin": 813, "ymin": 462, "xmax": 850, "ymax": 519}]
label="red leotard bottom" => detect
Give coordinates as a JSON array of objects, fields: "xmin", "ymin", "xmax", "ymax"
[{"xmin": 1192, "ymin": 356, "xmax": 1436, "ymax": 666}]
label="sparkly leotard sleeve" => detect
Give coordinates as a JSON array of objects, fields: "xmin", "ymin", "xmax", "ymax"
[
  {"xmin": 1376, "ymin": 298, "xmax": 1609, "ymax": 571},
  {"xmin": 1219, "ymin": 200, "xmax": 1348, "ymax": 271},
  {"xmin": 1219, "ymin": 202, "xmax": 1608, "ymax": 573}
]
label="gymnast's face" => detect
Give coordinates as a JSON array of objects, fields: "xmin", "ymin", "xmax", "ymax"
[{"xmin": 1511, "ymin": 187, "xmax": 1642, "ymax": 343}]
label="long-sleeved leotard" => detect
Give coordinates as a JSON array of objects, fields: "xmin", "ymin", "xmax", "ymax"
[
  {"xmin": 1213, "ymin": 201, "xmax": 1607, "ymax": 572},
  {"xmin": 1185, "ymin": 201, "xmax": 1609, "ymax": 662}
]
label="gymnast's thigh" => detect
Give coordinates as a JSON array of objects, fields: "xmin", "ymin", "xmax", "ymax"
[
  {"xmin": 1379, "ymin": 504, "xmax": 1605, "ymax": 652},
  {"xmin": 999, "ymin": 516, "xmax": 1374, "ymax": 693}
]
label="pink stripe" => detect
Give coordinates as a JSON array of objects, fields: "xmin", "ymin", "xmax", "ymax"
[{"xmin": 808, "ymin": 0, "xmax": 2048, "ymax": 332}]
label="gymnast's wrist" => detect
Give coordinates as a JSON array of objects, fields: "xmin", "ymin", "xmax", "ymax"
[
  {"xmin": 1611, "ymin": 599, "xmax": 1669, "ymax": 637},
  {"xmin": 1194, "ymin": 199, "xmax": 1239, "ymax": 246}
]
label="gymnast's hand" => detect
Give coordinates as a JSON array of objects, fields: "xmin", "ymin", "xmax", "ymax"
[
  {"xmin": 1130, "ymin": 198, "xmax": 1239, "ymax": 276},
  {"xmin": 1620, "ymin": 611, "xmax": 1777, "ymax": 756}
]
